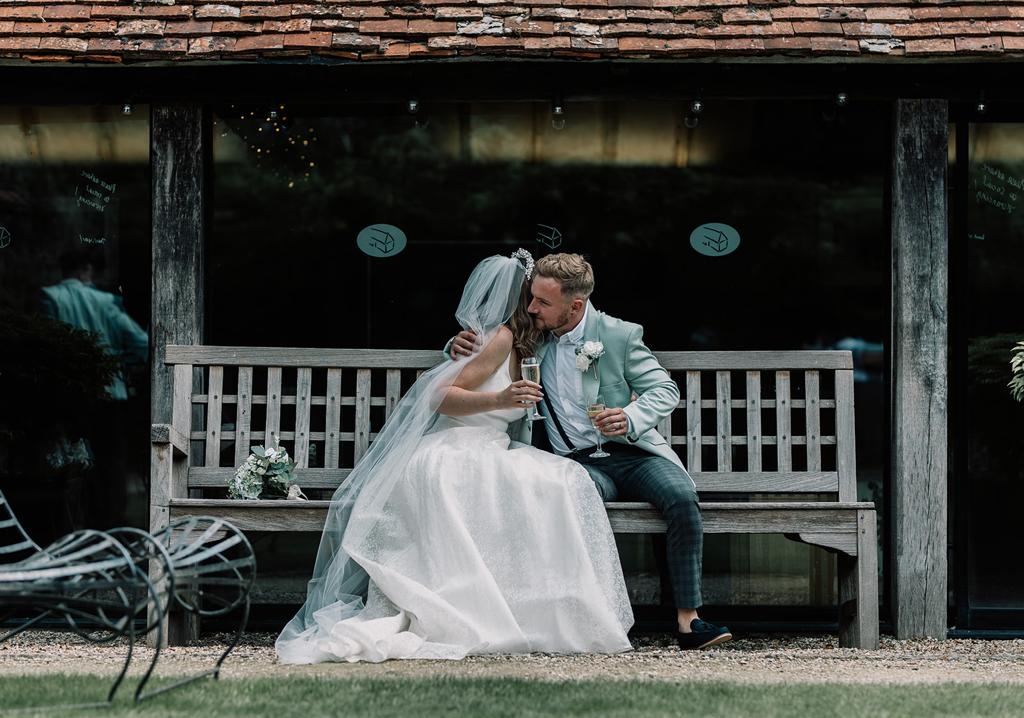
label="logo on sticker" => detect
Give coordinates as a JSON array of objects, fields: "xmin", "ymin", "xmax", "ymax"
[
  {"xmin": 357, "ymin": 224, "xmax": 407, "ymax": 257},
  {"xmin": 690, "ymin": 223, "xmax": 740, "ymax": 257}
]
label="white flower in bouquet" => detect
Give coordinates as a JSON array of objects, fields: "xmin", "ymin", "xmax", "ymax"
[{"xmin": 228, "ymin": 465, "xmax": 264, "ymax": 500}]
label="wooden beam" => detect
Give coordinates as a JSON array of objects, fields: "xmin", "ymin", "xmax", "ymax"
[
  {"xmin": 891, "ymin": 98, "xmax": 948, "ymax": 640},
  {"xmin": 150, "ymin": 104, "xmax": 206, "ymax": 646},
  {"xmin": 151, "ymin": 106, "xmax": 205, "ymax": 428}
]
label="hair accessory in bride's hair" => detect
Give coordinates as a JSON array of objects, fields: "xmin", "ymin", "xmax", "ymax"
[{"xmin": 510, "ymin": 248, "xmax": 534, "ymax": 280}]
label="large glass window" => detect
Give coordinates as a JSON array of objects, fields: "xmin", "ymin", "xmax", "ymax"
[
  {"xmin": 960, "ymin": 123, "xmax": 1024, "ymax": 622},
  {"xmin": 211, "ymin": 99, "xmax": 888, "ymax": 613},
  {"xmin": 0, "ymin": 106, "xmax": 151, "ymax": 542}
]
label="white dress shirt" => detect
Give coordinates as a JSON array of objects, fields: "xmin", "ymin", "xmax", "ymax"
[{"xmin": 539, "ymin": 303, "xmax": 604, "ymax": 455}]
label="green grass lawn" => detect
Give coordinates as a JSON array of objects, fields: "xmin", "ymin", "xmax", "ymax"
[{"xmin": 3, "ymin": 675, "xmax": 1024, "ymax": 717}]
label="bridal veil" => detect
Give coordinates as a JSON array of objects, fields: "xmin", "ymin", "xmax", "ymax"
[{"xmin": 275, "ymin": 250, "xmax": 531, "ymax": 663}]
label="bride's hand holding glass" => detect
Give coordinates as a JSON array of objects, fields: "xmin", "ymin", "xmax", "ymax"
[{"xmin": 496, "ymin": 379, "xmax": 544, "ymax": 411}]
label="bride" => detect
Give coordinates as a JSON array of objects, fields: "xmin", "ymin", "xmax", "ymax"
[{"xmin": 275, "ymin": 249, "xmax": 634, "ymax": 664}]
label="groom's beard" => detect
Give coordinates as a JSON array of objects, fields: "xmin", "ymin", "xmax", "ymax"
[{"xmin": 532, "ymin": 308, "xmax": 572, "ymax": 335}]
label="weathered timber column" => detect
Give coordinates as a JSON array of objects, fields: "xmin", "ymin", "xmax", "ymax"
[
  {"xmin": 890, "ymin": 98, "xmax": 948, "ymax": 640},
  {"xmin": 151, "ymin": 105, "xmax": 205, "ymax": 428},
  {"xmin": 150, "ymin": 105, "xmax": 206, "ymax": 645}
]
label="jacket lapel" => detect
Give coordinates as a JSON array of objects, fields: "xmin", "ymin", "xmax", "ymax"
[
  {"xmin": 581, "ymin": 302, "xmax": 601, "ymax": 406},
  {"xmin": 535, "ymin": 336, "xmax": 552, "ymax": 363}
]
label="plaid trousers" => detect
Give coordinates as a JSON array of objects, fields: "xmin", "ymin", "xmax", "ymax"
[{"xmin": 571, "ymin": 442, "xmax": 704, "ymax": 609}]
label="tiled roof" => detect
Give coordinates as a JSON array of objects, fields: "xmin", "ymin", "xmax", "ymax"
[{"xmin": 1, "ymin": 1, "xmax": 1023, "ymax": 63}]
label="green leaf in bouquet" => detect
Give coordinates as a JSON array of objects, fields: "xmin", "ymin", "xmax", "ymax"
[{"xmin": 262, "ymin": 472, "xmax": 292, "ymax": 499}]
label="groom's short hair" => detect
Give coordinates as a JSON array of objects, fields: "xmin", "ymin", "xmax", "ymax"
[{"xmin": 535, "ymin": 253, "xmax": 594, "ymax": 299}]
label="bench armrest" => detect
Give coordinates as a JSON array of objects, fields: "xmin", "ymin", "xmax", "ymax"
[{"xmin": 151, "ymin": 423, "xmax": 189, "ymax": 456}]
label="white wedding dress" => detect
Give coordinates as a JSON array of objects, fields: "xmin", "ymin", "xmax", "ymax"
[{"xmin": 293, "ymin": 352, "xmax": 634, "ymax": 663}]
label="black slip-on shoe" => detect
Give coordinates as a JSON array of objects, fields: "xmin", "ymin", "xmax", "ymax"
[{"xmin": 676, "ymin": 619, "xmax": 733, "ymax": 650}]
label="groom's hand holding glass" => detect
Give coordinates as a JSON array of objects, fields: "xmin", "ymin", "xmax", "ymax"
[{"xmin": 591, "ymin": 406, "xmax": 630, "ymax": 438}]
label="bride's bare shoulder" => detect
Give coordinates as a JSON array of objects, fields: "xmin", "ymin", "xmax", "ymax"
[{"xmin": 452, "ymin": 327, "xmax": 513, "ymax": 390}]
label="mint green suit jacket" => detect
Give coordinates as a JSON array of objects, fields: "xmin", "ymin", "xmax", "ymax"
[{"xmin": 445, "ymin": 301, "xmax": 686, "ymax": 472}]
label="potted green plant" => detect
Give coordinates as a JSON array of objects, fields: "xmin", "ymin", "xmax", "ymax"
[
  {"xmin": 0, "ymin": 310, "xmax": 118, "ymax": 480},
  {"xmin": 1011, "ymin": 340, "xmax": 1024, "ymax": 402}
]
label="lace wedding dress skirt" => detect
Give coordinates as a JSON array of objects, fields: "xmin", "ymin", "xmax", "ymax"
[{"xmin": 277, "ymin": 354, "xmax": 633, "ymax": 663}]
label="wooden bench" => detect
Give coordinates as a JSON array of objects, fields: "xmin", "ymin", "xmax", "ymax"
[{"xmin": 151, "ymin": 345, "xmax": 878, "ymax": 649}]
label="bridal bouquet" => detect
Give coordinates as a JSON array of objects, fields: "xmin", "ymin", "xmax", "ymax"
[{"xmin": 228, "ymin": 444, "xmax": 306, "ymax": 500}]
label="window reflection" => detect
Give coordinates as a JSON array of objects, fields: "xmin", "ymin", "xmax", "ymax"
[
  {"xmin": 964, "ymin": 123, "xmax": 1024, "ymax": 612},
  {"xmin": 212, "ymin": 99, "xmax": 887, "ymax": 609},
  {"xmin": 0, "ymin": 106, "xmax": 150, "ymax": 542}
]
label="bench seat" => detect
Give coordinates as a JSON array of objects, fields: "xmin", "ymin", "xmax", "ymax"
[
  {"xmin": 169, "ymin": 498, "xmax": 874, "ymax": 545},
  {"xmin": 152, "ymin": 345, "xmax": 879, "ymax": 649}
]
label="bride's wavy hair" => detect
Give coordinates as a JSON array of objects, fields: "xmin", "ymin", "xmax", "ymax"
[{"xmin": 507, "ymin": 280, "xmax": 543, "ymax": 359}]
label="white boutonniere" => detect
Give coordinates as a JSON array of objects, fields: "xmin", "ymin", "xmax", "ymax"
[{"xmin": 575, "ymin": 340, "xmax": 605, "ymax": 372}]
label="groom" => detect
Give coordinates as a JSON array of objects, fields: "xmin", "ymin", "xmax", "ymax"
[{"xmin": 446, "ymin": 253, "xmax": 731, "ymax": 650}]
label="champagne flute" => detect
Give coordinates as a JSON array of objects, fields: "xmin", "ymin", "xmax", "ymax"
[
  {"xmin": 587, "ymin": 402, "xmax": 610, "ymax": 458},
  {"xmin": 520, "ymin": 357, "xmax": 546, "ymax": 422}
]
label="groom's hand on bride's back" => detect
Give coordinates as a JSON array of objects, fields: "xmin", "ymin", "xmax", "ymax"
[{"xmin": 450, "ymin": 330, "xmax": 480, "ymax": 360}]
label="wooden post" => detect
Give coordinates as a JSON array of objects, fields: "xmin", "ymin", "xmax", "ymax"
[
  {"xmin": 890, "ymin": 98, "xmax": 948, "ymax": 640},
  {"xmin": 150, "ymin": 105, "xmax": 206, "ymax": 646}
]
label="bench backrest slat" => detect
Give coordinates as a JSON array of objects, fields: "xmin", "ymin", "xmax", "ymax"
[
  {"xmin": 776, "ymin": 370, "xmax": 792, "ymax": 471},
  {"xmin": 266, "ymin": 367, "xmax": 282, "ymax": 448},
  {"xmin": 835, "ymin": 369, "xmax": 858, "ymax": 503},
  {"xmin": 746, "ymin": 371, "xmax": 762, "ymax": 472},
  {"xmin": 806, "ymin": 369, "xmax": 821, "ymax": 472},
  {"xmin": 385, "ymin": 370, "xmax": 402, "ymax": 420},
  {"xmin": 294, "ymin": 368, "xmax": 312, "ymax": 467},
  {"xmin": 204, "ymin": 366, "xmax": 224, "ymax": 467},
  {"xmin": 715, "ymin": 371, "xmax": 731, "ymax": 472},
  {"xmin": 686, "ymin": 371, "xmax": 701, "ymax": 472},
  {"xmin": 325, "ymin": 368, "xmax": 342, "ymax": 469},
  {"xmin": 354, "ymin": 369, "xmax": 372, "ymax": 463},
  {"xmin": 234, "ymin": 367, "xmax": 254, "ymax": 467},
  {"xmin": 164, "ymin": 346, "xmax": 857, "ymax": 502}
]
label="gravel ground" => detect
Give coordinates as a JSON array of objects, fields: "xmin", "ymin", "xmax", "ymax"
[{"xmin": 3, "ymin": 631, "xmax": 1024, "ymax": 685}]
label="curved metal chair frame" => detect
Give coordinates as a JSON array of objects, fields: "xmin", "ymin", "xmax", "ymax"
[
  {"xmin": 0, "ymin": 489, "xmax": 255, "ymax": 708},
  {"xmin": 138, "ymin": 515, "xmax": 256, "ymax": 700},
  {"xmin": 0, "ymin": 521, "xmax": 170, "ymax": 708}
]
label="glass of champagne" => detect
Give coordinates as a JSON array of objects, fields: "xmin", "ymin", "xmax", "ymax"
[
  {"xmin": 520, "ymin": 357, "xmax": 546, "ymax": 422},
  {"xmin": 587, "ymin": 402, "xmax": 610, "ymax": 458}
]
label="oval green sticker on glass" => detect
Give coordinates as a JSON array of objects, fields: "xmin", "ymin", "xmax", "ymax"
[
  {"xmin": 690, "ymin": 223, "xmax": 741, "ymax": 257},
  {"xmin": 357, "ymin": 224, "xmax": 407, "ymax": 257}
]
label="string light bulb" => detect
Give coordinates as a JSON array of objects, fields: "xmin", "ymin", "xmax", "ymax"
[
  {"xmin": 684, "ymin": 97, "xmax": 703, "ymax": 130},
  {"xmin": 551, "ymin": 100, "xmax": 565, "ymax": 131}
]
